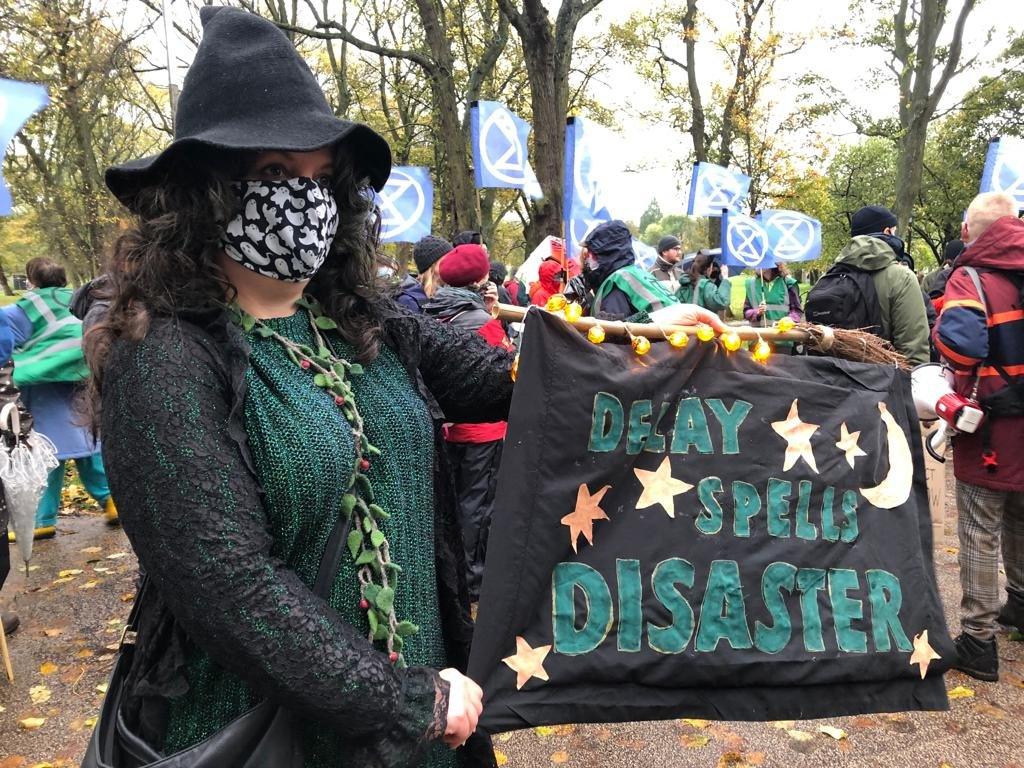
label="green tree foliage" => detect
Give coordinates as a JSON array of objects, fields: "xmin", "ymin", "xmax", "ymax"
[{"xmin": 0, "ymin": 0, "xmax": 163, "ymax": 282}]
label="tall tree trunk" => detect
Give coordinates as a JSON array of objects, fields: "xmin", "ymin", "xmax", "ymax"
[{"xmin": 497, "ymin": 0, "xmax": 605, "ymax": 250}]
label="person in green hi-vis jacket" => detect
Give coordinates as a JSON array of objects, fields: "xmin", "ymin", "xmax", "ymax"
[
  {"xmin": 2, "ymin": 257, "xmax": 115, "ymax": 541},
  {"xmin": 676, "ymin": 249, "xmax": 733, "ymax": 314},
  {"xmin": 743, "ymin": 265, "xmax": 804, "ymax": 351}
]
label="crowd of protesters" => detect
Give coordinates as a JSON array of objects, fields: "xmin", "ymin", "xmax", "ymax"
[{"xmin": 0, "ymin": 9, "xmax": 1020, "ymax": 767}]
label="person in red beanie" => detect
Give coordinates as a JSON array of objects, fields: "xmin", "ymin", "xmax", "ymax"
[{"xmin": 423, "ymin": 244, "xmax": 512, "ymax": 598}]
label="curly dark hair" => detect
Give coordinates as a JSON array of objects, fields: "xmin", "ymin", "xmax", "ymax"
[{"xmin": 85, "ymin": 143, "xmax": 386, "ymax": 401}]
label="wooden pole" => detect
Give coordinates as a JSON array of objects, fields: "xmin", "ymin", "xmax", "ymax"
[
  {"xmin": 495, "ymin": 303, "xmax": 812, "ymax": 343},
  {"xmin": 0, "ymin": 619, "xmax": 13, "ymax": 682}
]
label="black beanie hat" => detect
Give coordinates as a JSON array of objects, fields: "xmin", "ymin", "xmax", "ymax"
[
  {"xmin": 413, "ymin": 235, "xmax": 453, "ymax": 274},
  {"xmin": 489, "ymin": 261, "xmax": 508, "ymax": 284},
  {"xmin": 942, "ymin": 239, "xmax": 965, "ymax": 265},
  {"xmin": 657, "ymin": 235, "xmax": 681, "ymax": 254},
  {"xmin": 851, "ymin": 205, "xmax": 898, "ymax": 236},
  {"xmin": 105, "ymin": 7, "xmax": 391, "ymax": 211}
]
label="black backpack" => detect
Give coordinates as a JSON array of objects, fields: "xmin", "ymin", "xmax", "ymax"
[{"xmin": 805, "ymin": 263, "xmax": 883, "ymax": 335}]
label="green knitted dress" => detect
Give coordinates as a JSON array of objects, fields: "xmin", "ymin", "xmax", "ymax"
[{"xmin": 164, "ymin": 310, "xmax": 454, "ymax": 768}]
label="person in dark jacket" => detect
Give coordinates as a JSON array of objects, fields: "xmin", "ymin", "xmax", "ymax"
[
  {"xmin": 923, "ymin": 239, "xmax": 966, "ymax": 305},
  {"xmin": 488, "ymin": 261, "xmax": 513, "ymax": 306},
  {"xmin": 424, "ymin": 245, "xmax": 512, "ymax": 600},
  {"xmin": 395, "ymin": 235, "xmax": 452, "ymax": 314},
  {"xmin": 94, "ymin": 9, "xmax": 493, "ymax": 765},
  {"xmin": 933, "ymin": 192, "xmax": 1024, "ymax": 682},
  {"xmin": 649, "ymin": 235, "xmax": 682, "ymax": 293},
  {"xmin": 581, "ymin": 220, "xmax": 678, "ymax": 320}
]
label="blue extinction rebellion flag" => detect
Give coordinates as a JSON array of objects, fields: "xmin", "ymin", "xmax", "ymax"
[
  {"xmin": 685, "ymin": 162, "xmax": 751, "ymax": 217},
  {"xmin": 980, "ymin": 136, "xmax": 1024, "ymax": 212},
  {"xmin": 375, "ymin": 166, "xmax": 433, "ymax": 244},
  {"xmin": 470, "ymin": 100, "xmax": 542, "ymax": 198},
  {"xmin": 469, "ymin": 310, "xmax": 952, "ymax": 731},
  {"xmin": 563, "ymin": 116, "xmax": 613, "ymax": 259},
  {"xmin": 720, "ymin": 210, "xmax": 774, "ymax": 269},
  {"xmin": 0, "ymin": 78, "xmax": 49, "ymax": 215},
  {"xmin": 757, "ymin": 210, "xmax": 822, "ymax": 263}
]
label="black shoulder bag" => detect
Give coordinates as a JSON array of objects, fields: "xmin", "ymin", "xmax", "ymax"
[{"xmin": 82, "ymin": 511, "xmax": 353, "ymax": 768}]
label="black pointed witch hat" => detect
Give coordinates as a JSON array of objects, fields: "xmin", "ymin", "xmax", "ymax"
[{"xmin": 105, "ymin": 6, "xmax": 391, "ymax": 211}]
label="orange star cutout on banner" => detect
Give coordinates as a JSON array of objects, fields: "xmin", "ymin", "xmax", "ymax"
[
  {"xmin": 909, "ymin": 630, "xmax": 941, "ymax": 679},
  {"xmin": 502, "ymin": 636, "xmax": 552, "ymax": 690},
  {"xmin": 560, "ymin": 483, "xmax": 611, "ymax": 552}
]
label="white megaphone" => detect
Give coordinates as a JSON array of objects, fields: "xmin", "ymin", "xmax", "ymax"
[{"xmin": 911, "ymin": 363, "xmax": 985, "ymax": 462}]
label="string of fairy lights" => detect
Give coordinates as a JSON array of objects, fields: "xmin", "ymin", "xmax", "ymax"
[{"xmin": 537, "ymin": 293, "xmax": 796, "ymax": 365}]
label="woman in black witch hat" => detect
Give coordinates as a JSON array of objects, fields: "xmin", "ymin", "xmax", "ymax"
[
  {"xmin": 87, "ymin": 8, "xmax": 721, "ymax": 768},
  {"xmin": 90, "ymin": 8, "xmax": 493, "ymax": 767}
]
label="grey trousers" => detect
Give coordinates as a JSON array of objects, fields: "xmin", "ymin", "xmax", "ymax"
[{"xmin": 957, "ymin": 480, "xmax": 1024, "ymax": 639}]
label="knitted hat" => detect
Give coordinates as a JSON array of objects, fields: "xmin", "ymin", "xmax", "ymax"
[
  {"xmin": 452, "ymin": 230, "xmax": 483, "ymax": 246},
  {"xmin": 413, "ymin": 235, "xmax": 453, "ymax": 274},
  {"xmin": 489, "ymin": 261, "xmax": 508, "ymax": 284},
  {"xmin": 942, "ymin": 239, "xmax": 965, "ymax": 265},
  {"xmin": 439, "ymin": 244, "xmax": 489, "ymax": 287},
  {"xmin": 851, "ymin": 205, "xmax": 898, "ymax": 236},
  {"xmin": 105, "ymin": 7, "xmax": 391, "ymax": 211},
  {"xmin": 657, "ymin": 235, "xmax": 681, "ymax": 254}
]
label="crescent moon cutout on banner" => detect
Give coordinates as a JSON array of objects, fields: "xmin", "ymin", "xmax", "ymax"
[{"xmin": 859, "ymin": 402, "xmax": 913, "ymax": 509}]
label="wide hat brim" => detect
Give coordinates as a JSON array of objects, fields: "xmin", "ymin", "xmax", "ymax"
[
  {"xmin": 105, "ymin": 118, "xmax": 391, "ymax": 211},
  {"xmin": 105, "ymin": 6, "xmax": 391, "ymax": 212}
]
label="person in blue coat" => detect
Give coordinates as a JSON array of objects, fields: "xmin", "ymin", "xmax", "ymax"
[{"xmin": 3, "ymin": 258, "xmax": 115, "ymax": 540}]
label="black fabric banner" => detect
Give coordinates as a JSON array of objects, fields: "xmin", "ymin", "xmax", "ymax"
[{"xmin": 469, "ymin": 310, "xmax": 953, "ymax": 732}]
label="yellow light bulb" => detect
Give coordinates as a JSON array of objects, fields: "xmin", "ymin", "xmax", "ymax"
[
  {"xmin": 668, "ymin": 330, "xmax": 689, "ymax": 348},
  {"xmin": 587, "ymin": 325, "xmax": 606, "ymax": 344},
  {"xmin": 510, "ymin": 354, "xmax": 520, "ymax": 382},
  {"xmin": 722, "ymin": 331, "xmax": 742, "ymax": 352},
  {"xmin": 546, "ymin": 294, "xmax": 568, "ymax": 312},
  {"xmin": 696, "ymin": 324, "xmax": 715, "ymax": 342},
  {"xmin": 753, "ymin": 339, "xmax": 771, "ymax": 363},
  {"xmin": 632, "ymin": 335, "xmax": 652, "ymax": 355},
  {"xmin": 776, "ymin": 317, "xmax": 795, "ymax": 333},
  {"xmin": 564, "ymin": 302, "xmax": 583, "ymax": 323}
]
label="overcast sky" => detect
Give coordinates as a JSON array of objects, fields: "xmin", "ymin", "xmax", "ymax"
[{"xmin": 148, "ymin": 0, "xmax": 1017, "ymax": 222}]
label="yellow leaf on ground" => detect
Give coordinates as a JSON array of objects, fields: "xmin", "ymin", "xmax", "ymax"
[
  {"xmin": 42, "ymin": 628, "xmax": 63, "ymax": 638},
  {"xmin": 28, "ymin": 762, "xmax": 54, "ymax": 768},
  {"xmin": 534, "ymin": 726, "xmax": 556, "ymax": 737},
  {"xmin": 948, "ymin": 685, "xmax": 975, "ymax": 700},
  {"xmin": 52, "ymin": 577, "xmax": 75, "ymax": 585},
  {"xmin": 549, "ymin": 752, "xmax": 569, "ymax": 765},
  {"xmin": 944, "ymin": 546, "xmax": 958, "ymax": 554},
  {"xmin": 0, "ymin": 704, "xmax": 5, "ymax": 713},
  {"xmin": 84, "ymin": 716, "xmax": 98, "ymax": 728},
  {"xmin": 105, "ymin": 552, "xmax": 129, "ymax": 560},
  {"xmin": 818, "ymin": 725, "xmax": 847, "ymax": 740},
  {"xmin": 493, "ymin": 750, "xmax": 508, "ymax": 766},
  {"xmin": 770, "ymin": 720, "xmax": 795, "ymax": 730},
  {"xmin": 120, "ymin": 593, "xmax": 136, "ymax": 603},
  {"xmin": 680, "ymin": 734, "xmax": 711, "ymax": 748},
  {"xmin": 18, "ymin": 717, "xmax": 45, "ymax": 730},
  {"xmin": 74, "ymin": 649, "xmax": 94, "ymax": 659},
  {"xmin": 93, "ymin": 567, "xmax": 111, "ymax": 574},
  {"xmin": 680, "ymin": 718, "xmax": 710, "ymax": 728},
  {"xmin": 28, "ymin": 685, "xmax": 52, "ymax": 704},
  {"xmin": 786, "ymin": 729, "xmax": 814, "ymax": 742},
  {"xmin": 39, "ymin": 662, "xmax": 58, "ymax": 676},
  {"xmin": 80, "ymin": 547, "xmax": 103, "ymax": 554},
  {"xmin": 96, "ymin": 682, "xmax": 109, "ymax": 694},
  {"xmin": 79, "ymin": 580, "xmax": 99, "ymax": 590},
  {"xmin": 58, "ymin": 569, "xmax": 82, "ymax": 578}
]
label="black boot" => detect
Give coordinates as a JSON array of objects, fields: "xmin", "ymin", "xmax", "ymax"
[
  {"xmin": 952, "ymin": 633, "xmax": 998, "ymax": 682},
  {"xmin": 996, "ymin": 589, "xmax": 1024, "ymax": 633},
  {"xmin": 1, "ymin": 612, "xmax": 19, "ymax": 636}
]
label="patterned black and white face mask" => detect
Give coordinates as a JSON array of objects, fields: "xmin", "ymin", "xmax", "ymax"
[{"xmin": 220, "ymin": 178, "xmax": 340, "ymax": 282}]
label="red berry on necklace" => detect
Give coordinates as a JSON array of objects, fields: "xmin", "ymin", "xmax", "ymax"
[
  {"xmin": 388, "ymin": 651, "xmax": 399, "ymax": 663},
  {"xmin": 335, "ymin": 395, "xmax": 345, "ymax": 405},
  {"xmin": 300, "ymin": 359, "xmax": 311, "ymax": 370},
  {"xmin": 359, "ymin": 599, "xmax": 370, "ymax": 610},
  {"xmin": 359, "ymin": 458, "xmax": 371, "ymax": 472}
]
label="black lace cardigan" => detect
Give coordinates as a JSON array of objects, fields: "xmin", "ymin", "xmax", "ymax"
[{"xmin": 99, "ymin": 304, "xmax": 512, "ymax": 768}]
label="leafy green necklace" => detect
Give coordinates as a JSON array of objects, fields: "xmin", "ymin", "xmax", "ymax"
[{"xmin": 228, "ymin": 296, "xmax": 418, "ymax": 667}]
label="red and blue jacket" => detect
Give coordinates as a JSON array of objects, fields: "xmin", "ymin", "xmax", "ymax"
[{"xmin": 933, "ymin": 215, "xmax": 1024, "ymax": 491}]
